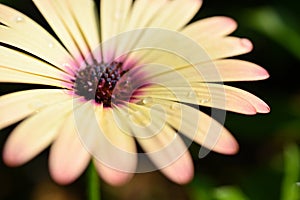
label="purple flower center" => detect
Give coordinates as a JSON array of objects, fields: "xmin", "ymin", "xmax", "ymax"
[{"xmin": 73, "ymin": 61, "xmax": 128, "ymax": 107}]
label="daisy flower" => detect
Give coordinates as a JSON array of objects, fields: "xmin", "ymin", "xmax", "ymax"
[{"xmin": 0, "ymin": 0, "xmax": 270, "ymax": 186}]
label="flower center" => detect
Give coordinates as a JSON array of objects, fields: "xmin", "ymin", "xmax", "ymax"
[{"xmin": 73, "ymin": 61, "xmax": 128, "ymax": 107}]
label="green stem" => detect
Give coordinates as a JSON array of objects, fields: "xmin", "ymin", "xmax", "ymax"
[{"xmin": 87, "ymin": 162, "xmax": 101, "ymax": 200}]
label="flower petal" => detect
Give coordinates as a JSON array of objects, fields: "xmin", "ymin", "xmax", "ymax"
[
  {"xmin": 181, "ymin": 16, "xmax": 238, "ymax": 39},
  {"xmin": 127, "ymin": 103, "xmax": 194, "ymax": 184},
  {"xmin": 150, "ymin": 100, "xmax": 238, "ymax": 154},
  {"xmin": 3, "ymin": 98, "xmax": 74, "ymax": 167},
  {"xmin": 0, "ymin": 67, "xmax": 70, "ymax": 88},
  {"xmin": 97, "ymin": 107, "xmax": 137, "ymax": 162},
  {"xmin": 32, "ymin": 0, "xmax": 86, "ymax": 63},
  {"xmin": 0, "ymin": 46, "xmax": 72, "ymax": 80},
  {"xmin": 140, "ymin": 0, "xmax": 202, "ymax": 30},
  {"xmin": 101, "ymin": 0, "xmax": 132, "ymax": 40},
  {"xmin": 0, "ymin": 5, "xmax": 75, "ymax": 70},
  {"xmin": 136, "ymin": 83, "xmax": 258, "ymax": 115},
  {"xmin": 94, "ymin": 159, "xmax": 134, "ymax": 186},
  {"xmin": 132, "ymin": 100, "xmax": 238, "ymax": 155},
  {"xmin": 202, "ymin": 37, "xmax": 253, "ymax": 60},
  {"xmin": 223, "ymin": 85, "xmax": 270, "ymax": 114},
  {"xmin": 68, "ymin": 0, "xmax": 101, "ymax": 61},
  {"xmin": 160, "ymin": 151, "xmax": 194, "ymax": 184},
  {"xmin": 49, "ymin": 111, "xmax": 91, "ymax": 185},
  {"xmin": 176, "ymin": 59, "xmax": 270, "ymax": 82},
  {"xmin": 129, "ymin": 57, "xmax": 269, "ymax": 85},
  {"xmin": 0, "ymin": 89, "xmax": 70, "ymax": 130},
  {"xmin": 73, "ymin": 102, "xmax": 137, "ymax": 182},
  {"xmin": 126, "ymin": 0, "xmax": 168, "ymax": 29}
]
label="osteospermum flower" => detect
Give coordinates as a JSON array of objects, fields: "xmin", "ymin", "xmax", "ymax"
[{"xmin": 0, "ymin": 0, "xmax": 270, "ymax": 186}]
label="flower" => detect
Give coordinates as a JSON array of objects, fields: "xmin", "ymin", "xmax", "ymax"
[{"xmin": 0, "ymin": 0, "xmax": 270, "ymax": 186}]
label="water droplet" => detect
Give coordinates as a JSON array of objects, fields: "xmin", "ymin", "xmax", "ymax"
[
  {"xmin": 200, "ymin": 98, "xmax": 210, "ymax": 104},
  {"xmin": 187, "ymin": 91, "xmax": 195, "ymax": 98},
  {"xmin": 62, "ymin": 63, "xmax": 71, "ymax": 68},
  {"xmin": 15, "ymin": 16, "xmax": 24, "ymax": 23},
  {"xmin": 48, "ymin": 43, "xmax": 54, "ymax": 48},
  {"xmin": 142, "ymin": 97, "xmax": 153, "ymax": 105}
]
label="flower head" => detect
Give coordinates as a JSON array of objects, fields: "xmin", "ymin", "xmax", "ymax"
[{"xmin": 0, "ymin": 0, "xmax": 270, "ymax": 186}]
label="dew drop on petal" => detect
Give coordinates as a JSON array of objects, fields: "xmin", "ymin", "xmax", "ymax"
[
  {"xmin": 48, "ymin": 43, "xmax": 54, "ymax": 48},
  {"xmin": 187, "ymin": 91, "xmax": 195, "ymax": 98},
  {"xmin": 200, "ymin": 98, "xmax": 210, "ymax": 104},
  {"xmin": 15, "ymin": 16, "xmax": 24, "ymax": 23},
  {"xmin": 142, "ymin": 97, "xmax": 153, "ymax": 105}
]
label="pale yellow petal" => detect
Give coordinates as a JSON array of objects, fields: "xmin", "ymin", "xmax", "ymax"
[
  {"xmin": 0, "ymin": 46, "xmax": 72, "ymax": 80},
  {"xmin": 209, "ymin": 59, "xmax": 269, "ymax": 81},
  {"xmin": 146, "ymin": 100, "xmax": 239, "ymax": 155},
  {"xmin": 0, "ymin": 5, "xmax": 76, "ymax": 70},
  {"xmin": 128, "ymin": 36, "xmax": 252, "ymax": 67},
  {"xmin": 100, "ymin": 0, "xmax": 132, "ymax": 42},
  {"xmin": 73, "ymin": 102, "xmax": 136, "ymax": 174},
  {"xmin": 0, "ymin": 67, "xmax": 71, "ymax": 88},
  {"xmin": 100, "ymin": 0, "xmax": 132, "ymax": 62},
  {"xmin": 101, "ymin": 0, "xmax": 132, "ymax": 41},
  {"xmin": 127, "ymin": 103, "xmax": 193, "ymax": 182},
  {"xmin": 49, "ymin": 112, "xmax": 91, "ymax": 185},
  {"xmin": 3, "ymin": 98, "xmax": 75, "ymax": 167},
  {"xmin": 136, "ymin": 83, "xmax": 258, "ymax": 115},
  {"xmin": 201, "ymin": 37, "xmax": 253, "ymax": 60},
  {"xmin": 97, "ymin": 108, "xmax": 137, "ymax": 158},
  {"xmin": 126, "ymin": 0, "xmax": 168, "ymax": 30},
  {"xmin": 174, "ymin": 59, "xmax": 270, "ymax": 82},
  {"xmin": 32, "ymin": 0, "xmax": 84, "ymax": 62},
  {"xmin": 67, "ymin": 0, "xmax": 100, "ymax": 61},
  {"xmin": 0, "ymin": 89, "xmax": 71, "ymax": 130},
  {"xmin": 137, "ymin": 0, "xmax": 202, "ymax": 30},
  {"xmin": 181, "ymin": 16, "xmax": 238, "ymax": 39}
]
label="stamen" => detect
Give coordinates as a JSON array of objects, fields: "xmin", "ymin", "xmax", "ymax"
[{"xmin": 73, "ymin": 61, "xmax": 128, "ymax": 107}]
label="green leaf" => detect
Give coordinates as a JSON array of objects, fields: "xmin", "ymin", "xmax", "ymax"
[
  {"xmin": 281, "ymin": 144, "xmax": 300, "ymax": 200},
  {"xmin": 213, "ymin": 186, "xmax": 249, "ymax": 200},
  {"xmin": 245, "ymin": 7, "xmax": 300, "ymax": 61}
]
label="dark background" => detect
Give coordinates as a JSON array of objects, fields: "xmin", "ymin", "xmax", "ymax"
[{"xmin": 0, "ymin": 0, "xmax": 299, "ymax": 199}]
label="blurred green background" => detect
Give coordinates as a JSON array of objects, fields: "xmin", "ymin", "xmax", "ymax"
[{"xmin": 0, "ymin": 0, "xmax": 299, "ymax": 199}]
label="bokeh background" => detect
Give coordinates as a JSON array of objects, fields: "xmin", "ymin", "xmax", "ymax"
[{"xmin": 0, "ymin": 0, "xmax": 299, "ymax": 199}]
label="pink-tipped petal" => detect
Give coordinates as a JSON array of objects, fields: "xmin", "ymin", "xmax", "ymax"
[
  {"xmin": 160, "ymin": 151, "xmax": 194, "ymax": 184},
  {"xmin": 0, "ymin": 89, "xmax": 70, "ymax": 130},
  {"xmin": 127, "ymin": 103, "xmax": 194, "ymax": 183},
  {"xmin": 141, "ymin": 99, "xmax": 239, "ymax": 155},
  {"xmin": 3, "ymin": 99, "xmax": 74, "ymax": 167},
  {"xmin": 94, "ymin": 160, "xmax": 134, "ymax": 186},
  {"xmin": 137, "ymin": 83, "xmax": 258, "ymax": 115},
  {"xmin": 201, "ymin": 37, "xmax": 253, "ymax": 60},
  {"xmin": 224, "ymin": 86, "xmax": 270, "ymax": 114},
  {"xmin": 49, "ymin": 112, "xmax": 91, "ymax": 185},
  {"xmin": 181, "ymin": 16, "xmax": 238, "ymax": 39}
]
